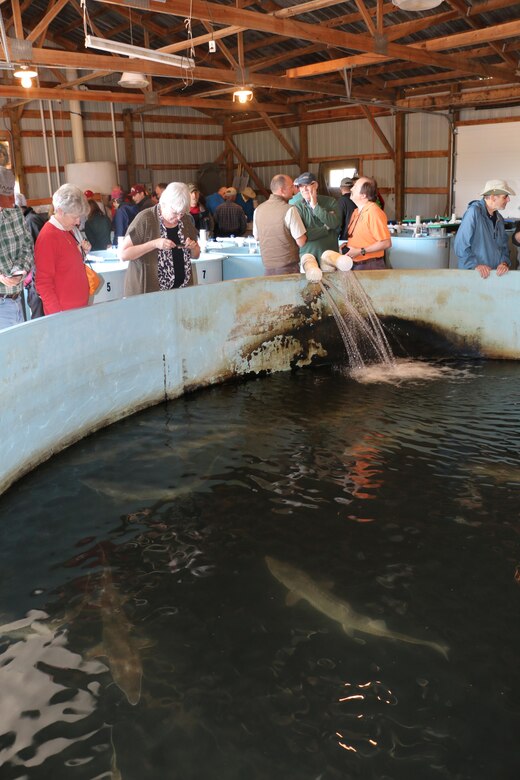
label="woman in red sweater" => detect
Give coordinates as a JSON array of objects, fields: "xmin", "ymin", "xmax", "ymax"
[{"xmin": 35, "ymin": 184, "xmax": 91, "ymax": 315}]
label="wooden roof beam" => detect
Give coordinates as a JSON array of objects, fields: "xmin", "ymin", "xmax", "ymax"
[
  {"xmin": 0, "ymin": 83, "xmax": 289, "ymax": 112},
  {"xmin": 259, "ymin": 111, "xmax": 298, "ymax": 163},
  {"xmin": 26, "ymin": 0, "xmax": 70, "ymax": 43},
  {"xmin": 398, "ymin": 83, "xmax": 520, "ymax": 110},
  {"xmin": 353, "ymin": 0, "xmax": 376, "ymax": 36},
  {"xmin": 92, "ymin": 0, "xmax": 519, "ymax": 84},
  {"xmin": 10, "ymin": 0, "xmax": 24, "ymax": 39},
  {"xmin": 274, "ymin": 0, "xmax": 349, "ymax": 16},
  {"xmin": 16, "ymin": 48, "xmax": 393, "ymax": 103},
  {"xmin": 286, "ymin": 18, "xmax": 520, "ymax": 81},
  {"xmin": 359, "ymin": 105, "xmax": 394, "ymax": 159}
]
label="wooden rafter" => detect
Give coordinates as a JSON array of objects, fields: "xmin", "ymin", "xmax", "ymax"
[
  {"xmin": 90, "ymin": 0, "xmax": 520, "ymax": 85},
  {"xmin": 224, "ymin": 135, "xmax": 269, "ymax": 197},
  {"xmin": 359, "ymin": 105, "xmax": 394, "ymax": 160},
  {"xmin": 259, "ymin": 112, "xmax": 298, "ymax": 163},
  {"xmin": 26, "ymin": 0, "xmax": 69, "ymax": 43}
]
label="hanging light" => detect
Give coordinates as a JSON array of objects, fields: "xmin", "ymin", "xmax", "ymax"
[
  {"xmin": 118, "ymin": 72, "xmax": 150, "ymax": 89},
  {"xmin": 233, "ymin": 87, "xmax": 254, "ymax": 104},
  {"xmin": 393, "ymin": 0, "xmax": 443, "ymax": 10},
  {"xmin": 14, "ymin": 65, "xmax": 37, "ymax": 89}
]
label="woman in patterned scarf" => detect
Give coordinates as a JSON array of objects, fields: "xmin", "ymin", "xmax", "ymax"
[{"xmin": 120, "ymin": 182, "xmax": 200, "ymax": 297}]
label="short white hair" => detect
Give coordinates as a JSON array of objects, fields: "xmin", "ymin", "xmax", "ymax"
[
  {"xmin": 159, "ymin": 182, "xmax": 190, "ymax": 215},
  {"xmin": 52, "ymin": 183, "xmax": 88, "ymax": 217}
]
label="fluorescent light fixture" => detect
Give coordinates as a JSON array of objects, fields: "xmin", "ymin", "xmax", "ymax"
[
  {"xmin": 233, "ymin": 87, "xmax": 254, "ymax": 104},
  {"xmin": 85, "ymin": 35, "xmax": 195, "ymax": 70},
  {"xmin": 393, "ymin": 0, "xmax": 442, "ymax": 9}
]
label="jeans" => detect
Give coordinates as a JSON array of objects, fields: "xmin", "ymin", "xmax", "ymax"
[{"xmin": 0, "ymin": 296, "xmax": 24, "ymax": 330}]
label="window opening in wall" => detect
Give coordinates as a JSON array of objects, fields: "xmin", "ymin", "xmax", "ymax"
[
  {"xmin": 319, "ymin": 159, "xmax": 359, "ymax": 195},
  {"xmin": 329, "ymin": 166, "xmax": 358, "ymax": 188}
]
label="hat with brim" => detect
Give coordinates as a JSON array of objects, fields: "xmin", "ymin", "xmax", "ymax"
[
  {"xmin": 241, "ymin": 186, "xmax": 256, "ymax": 200},
  {"xmin": 480, "ymin": 179, "xmax": 516, "ymax": 197},
  {"xmin": 294, "ymin": 172, "xmax": 318, "ymax": 187}
]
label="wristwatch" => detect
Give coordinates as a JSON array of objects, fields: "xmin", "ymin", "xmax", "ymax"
[{"xmin": 360, "ymin": 248, "xmax": 366, "ymax": 256}]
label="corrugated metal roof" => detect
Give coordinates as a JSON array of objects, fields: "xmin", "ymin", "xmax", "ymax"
[{"xmin": 0, "ymin": 0, "xmax": 518, "ymax": 118}]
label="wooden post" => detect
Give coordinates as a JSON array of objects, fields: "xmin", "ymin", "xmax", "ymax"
[
  {"xmin": 123, "ymin": 110, "xmax": 135, "ymax": 188},
  {"xmin": 394, "ymin": 111, "xmax": 405, "ymax": 221},
  {"xmin": 298, "ymin": 109, "xmax": 308, "ymax": 173},
  {"xmin": 8, "ymin": 108, "xmax": 27, "ymax": 195}
]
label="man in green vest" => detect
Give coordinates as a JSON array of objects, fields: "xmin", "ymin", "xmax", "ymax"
[{"xmin": 293, "ymin": 172, "xmax": 341, "ymax": 263}]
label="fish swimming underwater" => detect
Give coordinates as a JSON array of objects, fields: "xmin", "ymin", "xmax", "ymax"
[
  {"xmin": 266, "ymin": 557, "xmax": 449, "ymax": 658},
  {"xmin": 81, "ymin": 477, "xmax": 210, "ymax": 503},
  {"xmin": 87, "ymin": 567, "xmax": 150, "ymax": 705}
]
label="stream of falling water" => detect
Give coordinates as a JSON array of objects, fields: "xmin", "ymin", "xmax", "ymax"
[{"xmin": 319, "ymin": 274, "xmax": 395, "ymax": 369}]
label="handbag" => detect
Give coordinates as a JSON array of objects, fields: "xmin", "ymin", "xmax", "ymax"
[{"xmin": 84, "ymin": 262, "xmax": 102, "ymax": 295}]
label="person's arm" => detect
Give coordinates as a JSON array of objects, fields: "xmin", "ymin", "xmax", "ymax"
[
  {"xmin": 34, "ymin": 229, "xmax": 61, "ymax": 314},
  {"xmin": 512, "ymin": 222, "xmax": 520, "ymax": 248},
  {"xmin": 118, "ymin": 233, "xmax": 175, "ymax": 261},
  {"xmin": 181, "ymin": 216, "xmax": 200, "ymax": 259},
  {"xmin": 347, "ymin": 238, "xmax": 391, "ymax": 260},
  {"xmin": 454, "ymin": 210, "xmax": 480, "ymax": 270},
  {"xmin": 3, "ymin": 211, "xmax": 34, "ymax": 284},
  {"xmin": 312, "ymin": 198, "xmax": 341, "ymax": 231},
  {"xmin": 285, "ymin": 206, "xmax": 307, "ymax": 247}
]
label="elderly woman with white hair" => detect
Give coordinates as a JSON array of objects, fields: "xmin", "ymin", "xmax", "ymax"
[
  {"xmin": 119, "ymin": 181, "xmax": 200, "ymax": 296},
  {"xmin": 34, "ymin": 183, "xmax": 91, "ymax": 315}
]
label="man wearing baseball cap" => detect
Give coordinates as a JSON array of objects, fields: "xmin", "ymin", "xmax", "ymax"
[
  {"xmin": 338, "ymin": 177, "xmax": 357, "ymax": 241},
  {"xmin": 213, "ymin": 187, "xmax": 247, "ymax": 237},
  {"xmin": 130, "ymin": 184, "xmax": 153, "ymax": 213},
  {"xmin": 454, "ymin": 179, "xmax": 515, "ymax": 278},
  {"xmin": 292, "ymin": 172, "xmax": 340, "ymax": 262}
]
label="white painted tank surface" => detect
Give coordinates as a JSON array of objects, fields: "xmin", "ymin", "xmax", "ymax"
[
  {"xmin": 86, "ymin": 250, "xmax": 226, "ymax": 299},
  {"xmin": 386, "ymin": 235, "xmax": 452, "ymax": 269},
  {"xmin": 191, "ymin": 253, "xmax": 224, "ymax": 284},
  {"xmin": 4, "ymin": 270, "xmax": 520, "ymax": 496}
]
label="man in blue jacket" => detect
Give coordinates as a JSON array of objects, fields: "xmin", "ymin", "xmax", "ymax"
[{"xmin": 454, "ymin": 179, "xmax": 515, "ymax": 279}]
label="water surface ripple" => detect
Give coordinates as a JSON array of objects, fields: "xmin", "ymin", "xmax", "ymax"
[{"xmin": 0, "ymin": 360, "xmax": 519, "ymax": 779}]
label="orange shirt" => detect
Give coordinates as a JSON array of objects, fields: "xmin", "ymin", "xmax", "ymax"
[{"xmin": 347, "ymin": 201, "xmax": 390, "ymax": 260}]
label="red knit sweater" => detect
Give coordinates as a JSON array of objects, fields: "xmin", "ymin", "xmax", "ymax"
[{"xmin": 35, "ymin": 222, "xmax": 90, "ymax": 315}]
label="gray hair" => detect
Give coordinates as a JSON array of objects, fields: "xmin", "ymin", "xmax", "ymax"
[
  {"xmin": 159, "ymin": 182, "xmax": 190, "ymax": 215},
  {"xmin": 52, "ymin": 184, "xmax": 88, "ymax": 217}
]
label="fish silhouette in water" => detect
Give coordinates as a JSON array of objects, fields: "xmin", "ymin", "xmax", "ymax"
[
  {"xmin": 470, "ymin": 462, "xmax": 520, "ymax": 485},
  {"xmin": 82, "ymin": 476, "xmax": 210, "ymax": 503},
  {"xmin": 266, "ymin": 556, "xmax": 449, "ymax": 658},
  {"xmin": 87, "ymin": 566, "xmax": 150, "ymax": 706}
]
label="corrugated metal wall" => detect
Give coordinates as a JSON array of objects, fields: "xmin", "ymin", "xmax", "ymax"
[{"xmin": 5, "ymin": 96, "xmax": 516, "ymax": 219}]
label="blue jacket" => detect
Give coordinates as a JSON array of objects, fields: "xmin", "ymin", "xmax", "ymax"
[
  {"xmin": 454, "ymin": 198, "xmax": 510, "ymax": 269},
  {"xmin": 205, "ymin": 192, "xmax": 224, "ymax": 215}
]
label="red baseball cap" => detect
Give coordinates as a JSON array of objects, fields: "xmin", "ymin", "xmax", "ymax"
[
  {"xmin": 130, "ymin": 184, "xmax": 145, "ymax": 195},
  {"xmin": 84, "ymin": 189, "xmax": 94, "ymax": 198}
]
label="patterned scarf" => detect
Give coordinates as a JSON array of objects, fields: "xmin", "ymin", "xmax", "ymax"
[{"xmin": 156, "ymin": 206, "xmax": 192, "ymax": 290}]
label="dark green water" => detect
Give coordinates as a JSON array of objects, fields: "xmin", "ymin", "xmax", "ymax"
[{"xmin": 1, "ymin": 361, "xmax": 520, "ymax": 779}]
